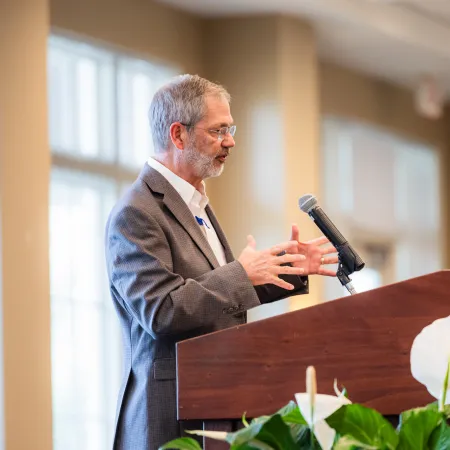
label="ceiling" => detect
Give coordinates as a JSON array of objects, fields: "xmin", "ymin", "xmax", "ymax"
[
  {"xmin": 400, "ymin": 0, "xmax": 450, "ymax": 26},
  {"xmin": 156, "ymin": 0, "xmax": 450, "ymax": 101}
]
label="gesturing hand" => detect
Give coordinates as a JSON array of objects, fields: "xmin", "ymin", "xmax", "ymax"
[
  {"xmin": 238, "ymin": 235, "xmax": 307, "ymax": 290},
  {"xmin": 289, "ymin": 224, "xmax": 338, "ymax": 276}
]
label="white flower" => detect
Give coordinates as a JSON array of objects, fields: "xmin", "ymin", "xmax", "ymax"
[
  {"xmin": 295, "ymin": 366, "xmax": 351, "ymax": 450},
  {"xmin": 411, "ymin": 316, "xmax": 450, "ymax": 409}
]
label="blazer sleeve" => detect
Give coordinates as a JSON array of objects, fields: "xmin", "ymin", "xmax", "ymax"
[
  {"xmin": 106, "ymin": 205, "xmax": 261, "ymax": 340},
  {"xmin": 254, "ymin": 275, "xmax": 309, "ymax": 304}
]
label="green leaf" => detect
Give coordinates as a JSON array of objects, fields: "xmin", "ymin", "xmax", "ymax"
[
  {"xmin": 397, "ymin": 408, "xmax": 443, "ymax": 450},
  {"xmin": 333, "ymin": 436, "xmax": 378, "ymax": 450},
  {"xmin": 228, "ymin": 415, "xmax": 298, "ymax": 450},
  {"xmin": 273, "ymin": 401, "xmax": 303, "ymax": 421},
  {"xmin": 427, "ymin": 401, "xmax": 450, "ymax": 419},
  {"xmin": 289, "ymin": 423, "xmax": 310, "ymax": 444},
  {"xmin": 400, "ymin": 401, "xmax": 443, "ymax": 421},
  {"xmin": 282, "ymin": 408, "xmax": 308, "ymax": 426},
  {"xmin": 401, "ymin": 401, "xmax": 450, "ymax": 422},
  {"xmin": 398, "ymin": 402, "xmax": 436, "ymax": 437},
  {"xmin": 295, "ymin": 426, "xmax": 322, "ymax": 449},
  {"xmin": 249, "ymin": 402, "xmax": 307, "ymax": 427},
  {"xmin": 242, "ymin": 412, "xmax": 250, "ymax": 428},
  {"xmin": 261, "ymin": 401, "xmax": 308, "ymax": 444},
  {"xmin": 442, "ymin": 404, "xmax": 450, "ymax": 419},
  {"xmin": 326, "ymin": 404, "xmax": 398, "ymax": 450},
  {"xmin": 158, "ymin": 437, "xmax": 203, "ymax": 450},
  {"xmin": 228, "ymin": 424, "xmax": 263, "ymax": 447},
  {"xmin": 250, "ymin": 415, "xmax": 272, "ymax": 426},
  {"xmin": 269, "ymin": 401, "xmax": 307, "ymax": 426},
  {"xmin": 237, "ymin": 440, "xmax": 275, "ymax": 450},
  {"xmin": 429, "ymin": 421, "xmax": 450, "ymax": 450},
  {"xmin": 275, "ymin": 401, "xmax": 299, "ymax": 416}
]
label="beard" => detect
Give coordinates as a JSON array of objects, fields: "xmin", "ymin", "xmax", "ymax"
[{"xmin": 182, "ymin": 135, "xmax": 228, "ymax": 180}]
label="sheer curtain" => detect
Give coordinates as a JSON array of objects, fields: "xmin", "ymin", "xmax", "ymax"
[{"xmin": 48, "ymin": 34, "xmax": 178, "ymax": 450}]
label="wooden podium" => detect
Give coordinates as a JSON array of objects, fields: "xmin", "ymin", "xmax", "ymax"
[{"xmin": 176, "ymin": 271, "xmax": 450, "ymax": 449}]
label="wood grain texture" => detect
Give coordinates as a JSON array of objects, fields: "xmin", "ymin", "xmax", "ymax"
[{"xmin": 177, "ymin": 271, "xmax": 450, "ymax": 420}]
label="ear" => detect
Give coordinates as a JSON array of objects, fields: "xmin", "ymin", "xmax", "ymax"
[{"xmin": 169, "ymin": 122, "xmax": 188, "ymax": 150}]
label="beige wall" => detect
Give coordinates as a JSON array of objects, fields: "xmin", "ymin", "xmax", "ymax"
[
  {"xmin": 0, "ymin": 1, "xmax": 52, "ymax": 449},
  {"xmin": 203, "ymin": 16, "xmax": 323, "ymax": 316},
  {"xmin": 278, "ymin": 17, "xmax": 321, "ymax": 284},
  {"xmin": 50, "ymin": 0, "xmax": 203, "ymax": 74},
  {"xmin": 202, "ymin": 16, "xmax": 284, "ymax": 249},
  {"xmin": 203, "ymin": 16, "xmax": 322, "ymax": 251},
  {"xmin": 320, "ymin": 62, "xmax": 449, "ymax": 148},
  {"xmin": 320, "ymin": 62, "xmax": 450, "ymax": 266}
]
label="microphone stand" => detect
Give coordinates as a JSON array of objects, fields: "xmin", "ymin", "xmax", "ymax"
[
  {"xmin": 334, "ymin": 244, "xmax": 362, "ymax": 295},
  {"xmin": 336, "ymin": 262, "xmax": 358, "ymax": 295}
]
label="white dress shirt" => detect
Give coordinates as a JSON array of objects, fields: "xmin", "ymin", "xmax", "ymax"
[{"xmin": 147, "ymin": 157, "xmax": 227, "ymax": 266}]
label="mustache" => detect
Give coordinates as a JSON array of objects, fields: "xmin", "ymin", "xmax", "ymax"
[{"xmin": 216, "ymin": 148, "xmax": 231, "ymax": 158}]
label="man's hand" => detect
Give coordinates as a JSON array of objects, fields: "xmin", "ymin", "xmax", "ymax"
[
  {"xmin": 238, "ymin": 235, "xmax": 307, "ymax": 290},
  {"xmin": 289, "ymin": 223, "xmax": 338, "ymax": 276}
]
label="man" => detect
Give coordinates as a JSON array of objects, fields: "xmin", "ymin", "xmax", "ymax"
[{"xmin": 105, "ymin": 74, "xmax": 337, "ymax": 450}]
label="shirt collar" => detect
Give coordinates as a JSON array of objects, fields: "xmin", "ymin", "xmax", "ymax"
[{"xmin": 147, "ymin": 157, "xmax": 209, "ymax": 210}]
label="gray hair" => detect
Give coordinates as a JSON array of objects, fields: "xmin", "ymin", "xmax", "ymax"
[{"xmin": 148, "ymin": 74, "xmax": 231, "ymax": 153}]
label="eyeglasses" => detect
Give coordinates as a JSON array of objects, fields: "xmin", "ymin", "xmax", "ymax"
[{"xmin": 180, "ymin": 123, "xmax": 236, "ymax": 141}]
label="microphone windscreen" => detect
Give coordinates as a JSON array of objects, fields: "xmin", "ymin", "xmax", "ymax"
[{"xmin": 298, "ymin": 194, "xmax": 317, "ymax": 213}]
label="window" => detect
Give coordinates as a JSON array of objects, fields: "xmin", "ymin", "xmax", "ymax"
[
  {"xmin": 48, "ymin": 34, "xmax": 178, "ymax": 450},
  {"xmin": 321, "ymin": 118, "xmax": 442, "ymax": 300}
]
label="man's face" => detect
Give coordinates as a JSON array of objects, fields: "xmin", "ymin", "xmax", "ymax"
[{"xmin": 182, "ymin": 95, "xmax": 235, "ymax": 180}]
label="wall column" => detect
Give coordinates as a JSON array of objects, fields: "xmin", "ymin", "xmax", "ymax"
[
  {"xmin": 0, "ymin": 1, "xmax": 52, "ymax": 448},
  {"xmin": 203, "ymin": 15, "xmax": 322, "ymax": 319}
]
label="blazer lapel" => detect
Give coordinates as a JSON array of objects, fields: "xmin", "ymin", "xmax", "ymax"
[
  {"xmin": 206, "ymin": 205, "xmax": 235, "ymax": 263},
  {"xmin": 140, "ymin": 164, "xmax": 220, "ymax": 269}
]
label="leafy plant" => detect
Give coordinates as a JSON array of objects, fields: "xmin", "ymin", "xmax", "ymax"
[{"xmin": 160, "ymin": 399, "xmax": 450, "ymax": 450}]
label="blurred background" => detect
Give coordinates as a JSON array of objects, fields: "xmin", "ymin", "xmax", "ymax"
[{"xmin": 1, "ymin": 0, "xmax": 449, "ymax": 449}]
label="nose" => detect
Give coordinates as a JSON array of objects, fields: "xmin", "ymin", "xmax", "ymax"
[{"xmin": 222, "ymin": 133, "xmax": 235, "ymax": 148}]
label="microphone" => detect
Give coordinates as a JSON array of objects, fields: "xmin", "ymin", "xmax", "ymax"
[{"xmin": 298, "ymin": 194, "xmax": 365, "ymax": 295}]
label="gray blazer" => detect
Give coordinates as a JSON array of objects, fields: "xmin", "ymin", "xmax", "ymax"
[{"xmin": 105, "ymin": 164, "xmax": 308, "ymax": 450}]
